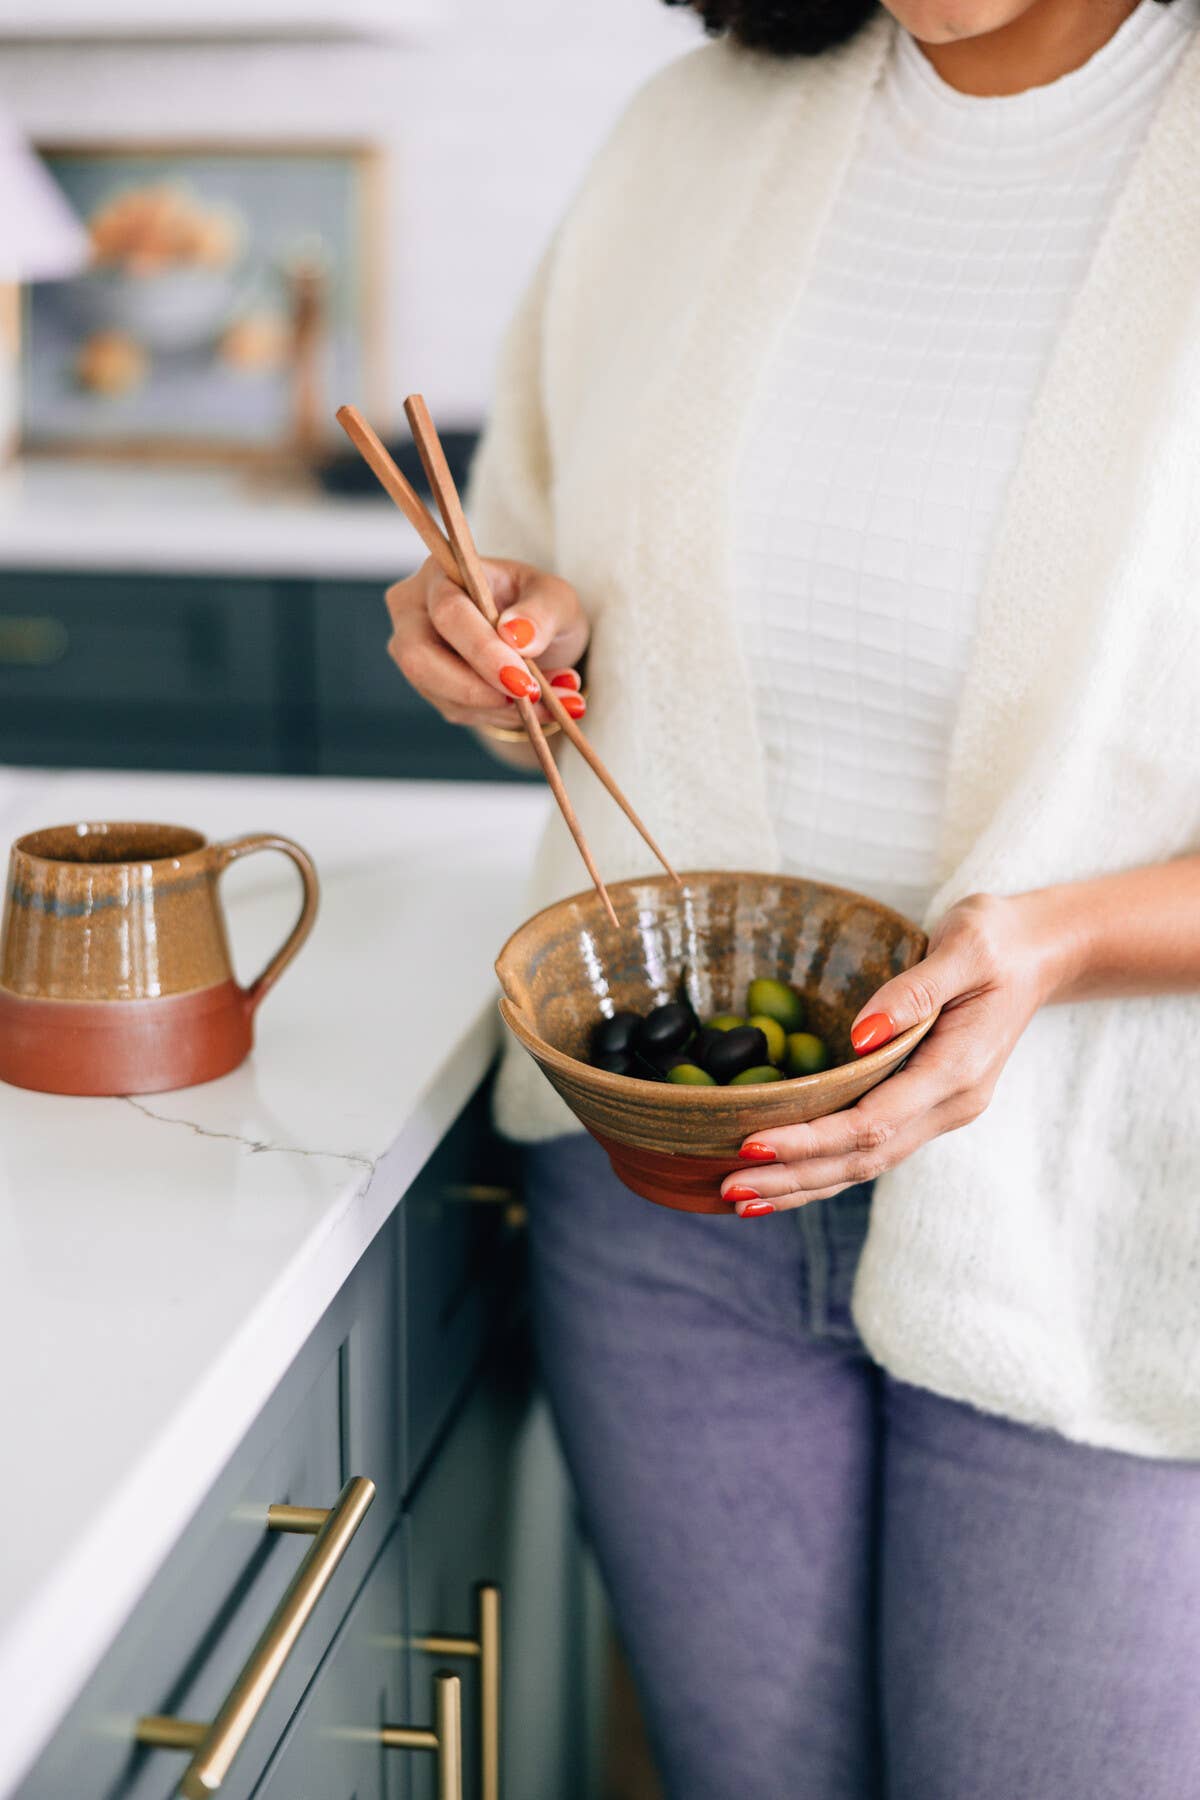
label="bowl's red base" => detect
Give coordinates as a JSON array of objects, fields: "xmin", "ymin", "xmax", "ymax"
[{"xmin": 588, "ymin": 1127, "xmax": 746, "ymax": 1214}]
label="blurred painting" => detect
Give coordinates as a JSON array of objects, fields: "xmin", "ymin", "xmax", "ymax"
[{"xmin": 20, "ymin": 143, "xmax": 382, "ymax": 460}]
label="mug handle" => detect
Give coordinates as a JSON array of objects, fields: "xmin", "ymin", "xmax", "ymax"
[{"xmin": 208, "ymin": 834, "xmax": 320, "ymax": 1014}]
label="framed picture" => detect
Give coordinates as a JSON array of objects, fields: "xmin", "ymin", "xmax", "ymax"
[{"xmin": 20, "ymin": 141, "xmax": 385, "ymax": 463}]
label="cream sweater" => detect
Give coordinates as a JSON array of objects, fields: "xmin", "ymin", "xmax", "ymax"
[{"xmin": 469, "ymin": 14, "xmax": 1200, "ymax": 1458}]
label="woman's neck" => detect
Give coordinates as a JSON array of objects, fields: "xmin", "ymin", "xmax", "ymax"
[{"xmin": 916, "ymin": 0, "xmax": 1142, "ymax": 94}]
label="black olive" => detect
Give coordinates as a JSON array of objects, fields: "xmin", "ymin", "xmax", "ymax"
[
  {"xmin": 635, "ymin": 1002, "xmax": 695, "ymax": 1061},
  {"xmin": 695, "ymin": 1025, "xmax": 725, "ymax": 1066},
  {"xmin": 703, "ymin": 1024, "xmax": 769, "ymax": 1084},
  {"xmin": 631, "ymin": 1053, "xmax": 668, "ymax": 1082},
  {"xmin": 591, "ymin": 1011, "xmax": 641, "ymax": 1060},
  {"xmin": 593, "ymin": 1050, "xmax": 637, "ymax": 1076}
]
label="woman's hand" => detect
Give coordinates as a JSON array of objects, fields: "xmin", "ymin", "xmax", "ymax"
[
  {"xmin": 385, "ymin": 555, "xmax": 590, "ymax": 731},
  {"xmin": 720, "ymin": 890, "xmax": 1074, "ymax": 1216}
]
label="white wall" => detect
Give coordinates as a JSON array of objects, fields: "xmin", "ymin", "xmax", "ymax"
[{"xmin": 0, "ymin": 0, "xmax": 696, "ymax": 426}]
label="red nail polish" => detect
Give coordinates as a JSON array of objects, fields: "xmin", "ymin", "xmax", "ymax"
[
  {"xmin": 559, "ymin": 693, "xmax": 586, "ymax": 720},
  {"xmin": 723, "ymin": 1185, "xmax": 760, "ymax": 1202},
  {"xmin": 738, "ymin": 1201, "xmax": 776, "ymax": 1218},
  {"xmin": 499, "ymin": 665, "xmax": 539, "ymax": 700},
  {"xmin": 851, "ymin": 1012, "xmax": 894, "ymax": 1054},
  {"xmin": 738, "ymin": 1142, "xmax": 776, "ymax": 1163},
  {"xmin": 499, "ymin": 616, "xmax": 535, "ymax": 649},
  {"xmin": 550, "ymin": 669, "xmax": 582, "ymax": 691}
]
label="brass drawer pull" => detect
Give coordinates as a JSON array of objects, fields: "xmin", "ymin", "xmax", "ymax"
[
  {"xmin": 136, "ymin": 1476, "xmax": 375, "ymax": 1797},
  {"xmin": 441, "ymin": 1184, "xmax": 527, "ymax": 1231},
  {"xmin": 414, "ymin": 1584, "xmax": 501, "ymax": 1800},
  {"xmin": 0, "ymin": 616, "xmax": 69, "ymax": 668},
  {"xmin": 380, "ymin": 1672, "xmax": 464, "ymax": 1800}
]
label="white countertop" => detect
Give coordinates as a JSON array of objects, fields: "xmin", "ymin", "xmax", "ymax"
[
  {"xmin": 0, "ymin": 765, "xmax": 550, "ymax": 1796},
  {"xmin": 0, "ymin": 458, "xmax": 425, "ymax": 579}
]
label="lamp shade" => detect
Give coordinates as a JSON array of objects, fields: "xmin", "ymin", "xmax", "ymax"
[{"xmin": 0, "ymin": 112, "xmax": 87, "ymax": 282}]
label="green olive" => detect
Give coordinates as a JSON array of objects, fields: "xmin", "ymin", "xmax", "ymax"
[
  {"xmin": 666, "ymin": 1062, "xmax": 717, "ymax": 1086},
  {"xmin": 746, "ymin": 978, "xmax": 805, "ymax": 1033},
  {"xmin": 707, "ymin": 1013, "xmax": 746, "ymax": 1032},
  {"xmin": 786, "ymin": 1031, "xmax": 830, "ymax": 1076},
  {"xmin": 747, "ymin": 1013, "xmax": 786, "ymax": 1065},
  {"xmin": 728, "ymin": 1065, "xmax": 785, "ymax": 1085}
]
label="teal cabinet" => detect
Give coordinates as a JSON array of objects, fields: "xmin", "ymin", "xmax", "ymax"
[
  {"xmin": 0, "ymin": 569, "xmax": 538, "ymax": 783},
  {"xmin": 404, "ymin": 1340, "xmax": 602, "ymax": 1800},
  {"xmin": 0, "ymin": 571, "xmax": 286, "ymax": 772},
  {"xmin": 400, "ymin": 1083, "xmax": 525, "ymax": 1484},
  {"xmin": 14, "ymin": 1082, "xmax": 600, "ymax": 1800},
  {"xmin": 15, "ymin": 1219, "xmax": 397, "ymax": 1800}
]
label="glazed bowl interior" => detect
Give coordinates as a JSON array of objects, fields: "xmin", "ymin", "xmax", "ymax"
[{"xmin": 495, "ymin": 870, "xmax": 934, "ymax": 1211}]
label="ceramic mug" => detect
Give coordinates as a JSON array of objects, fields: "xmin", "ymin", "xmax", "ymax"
[{"xmin": 0, "ymin": 820, "xmax": 319, "ymax": 1096}]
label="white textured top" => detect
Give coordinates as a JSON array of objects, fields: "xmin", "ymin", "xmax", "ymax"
[{"xmin": 734, "ymin": 0, "xmax": 1196, "ymax": 922}]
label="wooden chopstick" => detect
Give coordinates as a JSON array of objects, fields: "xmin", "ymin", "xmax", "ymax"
[
  {"xmin": 339, "ymin": 402, "xmax": 680, "ymax": 888},
  {"xmin": 400, "ymin": 396, "xmax": 621, "ymax": 929},
  {"xmin": 335, "ymin": 401, "xmax": 682, "ymax": 900}
]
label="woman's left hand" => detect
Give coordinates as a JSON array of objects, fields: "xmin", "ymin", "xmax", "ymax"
[{"xmin": 720, "ymin": 890, "xmax": 1070, "ymax": 1216}]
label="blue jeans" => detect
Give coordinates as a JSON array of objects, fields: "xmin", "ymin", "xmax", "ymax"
[{"xmin": 525, "ymin": 1134, "xmax": 1200, "ymax": 1800}]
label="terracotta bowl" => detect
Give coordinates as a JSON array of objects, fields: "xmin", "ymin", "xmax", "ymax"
[{"xmin": 495, "ymin": 870, "xmax": 936, "ymax": 1214}]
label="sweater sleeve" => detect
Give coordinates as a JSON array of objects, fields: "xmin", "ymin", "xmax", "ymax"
[{"xmin": 465, "ymin": 242, "xmax": 557, "ymax": 571}]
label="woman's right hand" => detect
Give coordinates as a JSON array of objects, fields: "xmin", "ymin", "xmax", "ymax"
[{"xmin": 385, "ymin": 555, "xmax": 590, "ymax": 731}]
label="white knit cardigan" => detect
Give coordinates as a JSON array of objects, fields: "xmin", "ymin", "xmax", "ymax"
[{"xmin": 469, "ymin": 14, "xmax": 1200, "ymax": 1459}]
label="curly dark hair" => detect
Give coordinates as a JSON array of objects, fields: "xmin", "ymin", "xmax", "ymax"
[{"xmin": 662, "ymin": 0, "xmax": 1179, "ymax": 59}]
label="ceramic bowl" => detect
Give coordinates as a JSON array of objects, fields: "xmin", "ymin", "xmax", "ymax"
[{"xmin": 495, "ymin": 870, "xmax": 936, "ymax": 1213}]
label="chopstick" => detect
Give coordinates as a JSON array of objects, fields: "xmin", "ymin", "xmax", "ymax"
[
  {"xmin": 335, "ymin": 401, "xmax": 682, "ymax": 917},
  {"xmin": 407, "ymin": 400, "xmax": 620, "ymax": 929}
]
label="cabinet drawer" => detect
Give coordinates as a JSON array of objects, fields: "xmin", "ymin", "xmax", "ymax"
[
  {"xmin": 311, "ymin": 580, "xmax": 536, "ymax": 782},
  {"xmin": 250, "ymin": 1529, "xmax": 408, "ymax": 1800},
  {"xmin": 18, "ymin": 1224, "xmax": 398, "ymax": 1800},
  {"xmin": 401, "ymin": 1082, "xmax": 524, "ymax": 1485},
  {"xmin": 404, "ymin": 1330, "xmax": 596, "ymax": 1800},
  {"xmin": 0, "ymin": 570, "xmax": 282, "ymax": 771}
]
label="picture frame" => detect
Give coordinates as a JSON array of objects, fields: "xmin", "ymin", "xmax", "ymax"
[{"xmin": 19, "ymin": 140, "xmax": 386, "ymax": 466}]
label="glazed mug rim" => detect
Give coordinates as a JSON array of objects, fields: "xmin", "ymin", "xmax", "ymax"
[{"xmin": 13, "ymin": 820, "xmax": 209, "ymax": 869}]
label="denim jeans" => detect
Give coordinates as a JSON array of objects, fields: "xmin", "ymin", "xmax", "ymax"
[{"xmin": 525, "ymin": 1133, "xmax": 1200, "ymax": 1800}]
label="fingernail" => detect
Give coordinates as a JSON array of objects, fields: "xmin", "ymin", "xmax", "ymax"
[
  {"xmin": 499, "ymin": 665, "xmax": 539, "ymax": 700},
  {"xmin": 738, "ymin": 1201, "xmax": 776, "ymax": 1219},
  {"xmin": 723, "ymin": 1185, "xmax": 760, "ymax": 1203},
  {"xmin": 499, "ymin": 616, "xmax": 535, "ymax": 650},
  {"xmin": 738, "ymin": 1142, "xmax": 776, "ymax": 1163},
  {"xmin": 550, "ymin": 669, "xmax": 582, "ymax": 691},
  {"xmin": 559, "ymin": 692, "xmax": 587, "ymax": 720},
  {"xmin": 851, "ymin": 1012, "xmax": 894, "ymax": 1054}
]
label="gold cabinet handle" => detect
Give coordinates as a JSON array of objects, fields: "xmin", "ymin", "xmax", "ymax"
[
  {"xmin": 136, "ymin": 1476, "xmax": 375, "ymax": 1797},
  {"xmin": 380, "ymin": 1671, "xmax": 464, "ymax": 1800},
  {"xmin": 441, "ymin": 1183, "xmax": 527, "ymax": 1232},
  {"xmin": 0, "ymin": 616, "xmax": 69, "ymax": 667},
  {"xmin": 413, "ymin": 1584, "xmax": 501, "ymax": 1800}
]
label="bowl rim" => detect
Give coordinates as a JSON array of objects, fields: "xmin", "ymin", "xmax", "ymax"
[
  {"xmin": 494, "ymin": 867, "xmax": 936, "ymax": 1106},
  {"xmin": 495, "ymin": 867, "xmax": 931, "ymax": 973}
]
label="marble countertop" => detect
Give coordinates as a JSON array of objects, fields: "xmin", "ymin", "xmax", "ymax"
[
  {"xmin": 0, "ymin": 459, "xmax": 425, "ymax": 579},
  {"xmin": 0, "ymin": 765, "xmax": 550, "ymax": 1796}
]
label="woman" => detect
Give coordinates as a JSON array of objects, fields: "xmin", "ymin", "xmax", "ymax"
[{"xmin": 386, "ymin": 1, "xmax": 1200, "ymax": 1793}]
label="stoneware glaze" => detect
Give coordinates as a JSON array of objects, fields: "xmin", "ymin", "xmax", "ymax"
[
  {"xmin": 495, "ymin": 870, "xmax": 936, "ymax": 1212},
  {"xmin": 0, "ymin": 820, "xmax": 319, "ymax": 1095}
]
